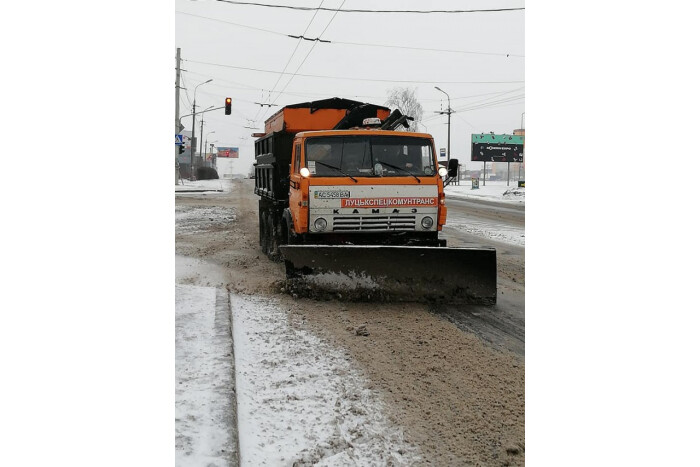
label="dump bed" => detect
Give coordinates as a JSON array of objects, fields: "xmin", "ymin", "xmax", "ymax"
[
  {"xmin": 254, "ymin": 131, "xmax": 294, "ymax": 202},
  {"xmin": 263, "ymin": 97, "xmax": 391, "ymax": 134}
]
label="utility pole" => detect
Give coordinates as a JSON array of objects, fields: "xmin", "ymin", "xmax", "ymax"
[
  {"xmin": 434, "ymin": 86, "xmax": 453, "ymax": 166},
  {"xmin": 191, "ymin": 100, "xmax": 196, "ymax": 180},
  {"xmin": 519, "ymin": 112, "xmax": 525, "ymax": 182},
  {"xmin": 210, "ymin": 143, "xmax": 216, "ymax": 170},
  {"xmin": 199, "ymin": 118, "xmax": 205, "ymax": 169},
  {"xmin": 190, "ymin": 79, "xmax": 212, "ymax": 180},
  {"xmin": 175, "ymin": 48, "xmax": 181, "ymax": 185}
]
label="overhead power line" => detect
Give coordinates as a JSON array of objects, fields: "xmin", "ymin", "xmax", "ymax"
[
  {"xmin": 251, "ymin": 0, "xmax": 327, "ymax": 123},
  {"xmin": 176, "ymin": 12, "xmax": 288, "ymax": 37},
  {"xmin": 176, "ymin": 11, "xmax": 524, "ymax": 57},
  {"xmin": 453, "ymin": 95, "xmax": 525, "ymax": 112},
  {"xmin": 215, "ymin": 1, "xmax": 524, "ymax": 14},
  {"xmin": 183, "ymin": 59, "xmax": 524, "ymax": 85},
  {"xmin": 266, "ymin": 0, "xmax": 347, "ymax": 115},
  {"xmin": 335, "ymin": 40, "xmax": 523, "ymax": 58},
  {"xmin": 423, "ymin": 95, "xmax": 524, "ymax": 122},
  {"xmin": 187, "ymin": 67, "xmax": 525, "ymax": 102},
  {"xmin": 288, "ymin": 34, "xmax": 330, "ymax": 43}
]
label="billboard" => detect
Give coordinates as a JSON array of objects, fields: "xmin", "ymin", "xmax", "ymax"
[
  {"xmin": 471, "ymin": 134, "xmax": 524, "ymax": 163},
  {"xmin": 217, "ymin": 147, "xmax": 239, "ymax": 158}
]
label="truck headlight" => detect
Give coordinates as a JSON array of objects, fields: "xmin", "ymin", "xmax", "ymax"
[
  {"xmin": 438, "ymin": 167, "xmax": 448, "ymax": 177},
  {"xmin": 314, "ymin": 217, "xmax": 327, "ymax": 231},
  {"xmin": 300, "ymin": 167, "xmax": 311, "ymax": 177},
  {"xmin": 421, "ymin": 216, "xmax": 434, "ymax": 229}
]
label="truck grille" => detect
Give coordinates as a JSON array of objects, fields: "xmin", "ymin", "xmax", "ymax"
[{"xmin": 332, "ymin": 215, "xmax": 416, "ymax": 231}]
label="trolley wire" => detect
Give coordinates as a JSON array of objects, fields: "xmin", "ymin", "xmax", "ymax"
[
  {"xmin": 215, "ymin": 1, "xmax": 524, "ymax": 14},
  {"xmin": 183, "ymin": 58, "xmax": 524, "ymax": 85},
  {"xmin": 176, "ymin": 11, "xmax": 523, "ymax": 58}
]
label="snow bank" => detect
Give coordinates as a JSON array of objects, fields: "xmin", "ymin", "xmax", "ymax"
[
  {"xmin": 176, "ymin": 178, "xmax": 232, "ymax": 193},
  {"xmin": 175, "ymin": 206, "xmax": 237, "ymax": 234},
  {"xmin": 176, "ymin": 285, "xmax": 235, "ymax": 467},
  {"xmin": 232, "ymin": 294, "xmax": 421, "ymax": 466},
  {"xmin": 446, "ymin": 214, "xmax": 525, "ymax": 247},
  {"xmin": 444, "ymin": 180, "xmax": 525, "ymax": 204}
]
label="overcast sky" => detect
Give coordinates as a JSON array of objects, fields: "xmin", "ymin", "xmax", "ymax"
[{"xmin": 175, "ymin": 0, "xmax": 525, "ymax": 173}]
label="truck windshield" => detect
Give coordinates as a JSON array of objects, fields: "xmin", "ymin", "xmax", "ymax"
[{"xmin": 305, "ymin": 135, "xmax": 436, "ymax": 177}]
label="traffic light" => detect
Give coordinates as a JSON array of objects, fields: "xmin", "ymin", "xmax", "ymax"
[
  {"xmin": 179, "ymin": 145, "xmax": 185, "ymax": 155},
  {"xmin": 225, "ymin": 97, "xmax": 232, "ymax": 115}
]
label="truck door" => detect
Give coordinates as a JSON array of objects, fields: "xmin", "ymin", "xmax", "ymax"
[{"xmin": 289, "ymin": 140, "xmax": 306, "ymax": 233}]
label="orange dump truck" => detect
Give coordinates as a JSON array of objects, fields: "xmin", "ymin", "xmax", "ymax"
[{"xmin": 254, "ymin": 97, "xmax": 496, "ymax": 304}]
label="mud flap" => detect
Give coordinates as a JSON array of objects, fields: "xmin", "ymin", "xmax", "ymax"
[{"xmin": 280, "ymin": 245, "xmax": 497, "ymax": 305}]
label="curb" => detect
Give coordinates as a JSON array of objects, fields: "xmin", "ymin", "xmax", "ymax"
[{"xmin": 215, "ymin": 289, "xmax": 240, "ymax": 466}]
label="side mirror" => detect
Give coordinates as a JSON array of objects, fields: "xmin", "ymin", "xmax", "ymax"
[{"xmin": 448, "ymin": 158, "xmax": 459, "ymax": 177}]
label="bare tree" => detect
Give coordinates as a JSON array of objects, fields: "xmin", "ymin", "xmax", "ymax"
[{"xmin": 385, "ymin": 87, "xmax": 424, "ymax": 132}]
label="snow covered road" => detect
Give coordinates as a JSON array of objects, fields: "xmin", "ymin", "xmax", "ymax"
[
  {"xmin": 175, "ymin": 178, "xmax": 525, "ymax": 466},
  {"xmin": 232, "ymin": 294, "xmax": 421, "ymax": 466}
]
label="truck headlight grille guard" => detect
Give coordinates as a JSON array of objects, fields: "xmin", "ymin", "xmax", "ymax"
[{"xmin": 331, "ymin": 215, "xmax": 417, "ymax": 231}]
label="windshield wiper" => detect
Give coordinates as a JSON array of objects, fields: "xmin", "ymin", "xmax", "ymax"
[
  {"xmin": 375, "ymin": 160, "xmax": 421, "ymax": 183},
  {"xmin": 314, "ymin": 160, "xmax": 358, "ymax": 182}
]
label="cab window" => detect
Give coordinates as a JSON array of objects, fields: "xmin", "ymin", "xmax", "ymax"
[{"xmin": 294, "ymin": 143, "xmax": 301, "ymax": 174}]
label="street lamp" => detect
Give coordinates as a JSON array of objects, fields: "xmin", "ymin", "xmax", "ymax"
[
  {"xmin": 191, "ymin": 78, "xmax": 213, "ymax": 179},
  {"xmin": 434, "ymin": 86, "xmax": 452, "ymax": 166}
]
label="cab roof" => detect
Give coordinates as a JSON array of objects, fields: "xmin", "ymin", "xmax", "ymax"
[{"xmin": 295, "ymin": 129, "xmax": 433, "ymax": 139}]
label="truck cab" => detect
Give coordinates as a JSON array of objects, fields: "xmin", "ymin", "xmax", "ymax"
[{"xmin": 287, "ymin": 129, "xmax": 447, "ymax": 246}]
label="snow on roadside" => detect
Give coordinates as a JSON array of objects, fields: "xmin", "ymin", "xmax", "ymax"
[
  {"xmin": 444, "ymin": 180, "xmax": 525, "ymax": 204},
  {"xmin": 446, "ymin": 214, "xmax": 525, "ymax": 247},
  {"xmin": 176, "ymin": 285, "xmax": 235, "ymax": 467},
  {"xmin": 443, "ymin": 180, "xmax": 525, "ymax": 246},
  {"xmin": 175, "ymin": 206, "xmax": 237, "ymax": 234},
  {"xmin": 176, "ymin": 178, "xmax": 232, "ymax": 193},
  {"xmin": 232, "ymin": 294, "xmax": 421, "ymax": 466}
]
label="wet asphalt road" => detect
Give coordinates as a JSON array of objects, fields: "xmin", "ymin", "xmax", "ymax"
[{"xmin": 436, "ymin": 196, "xmax": 525, "ymax": 357}]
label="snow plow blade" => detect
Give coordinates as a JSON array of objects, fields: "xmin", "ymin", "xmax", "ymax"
[{"xmin": 280, "ymin": 245, "xmax": 497, "ymax": 305}]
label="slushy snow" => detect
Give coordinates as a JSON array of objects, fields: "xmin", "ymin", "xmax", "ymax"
[{"xmin": 232, "ymin": 294, "xmax": 421, "ymax": 466}]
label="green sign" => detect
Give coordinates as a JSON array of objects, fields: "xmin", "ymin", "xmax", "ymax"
[{"xmin": 472, "ymin": 134, "xmax": 524, "ymax": 145}]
